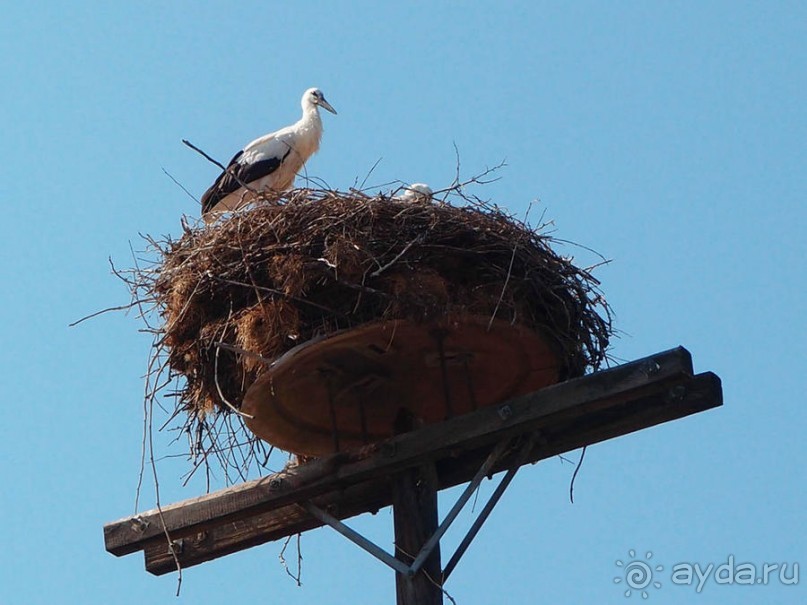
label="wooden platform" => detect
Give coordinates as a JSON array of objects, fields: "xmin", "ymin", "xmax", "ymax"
[
  {"xmin": 104, "ymin": 347, "xmax": 722, "ymax": 576},
  {"xmin": 243, "ymin": 317, "xmax": 561, "ymax": 456}
]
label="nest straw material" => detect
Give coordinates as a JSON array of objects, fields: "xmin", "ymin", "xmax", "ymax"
[{"xmin": 129, "ymin": 187, "xmax": 612, "ymax": 476}]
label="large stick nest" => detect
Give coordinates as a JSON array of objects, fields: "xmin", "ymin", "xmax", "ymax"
[{"xmin": 127, "ymin": 187, "xmax": 612, "ymax": 478}]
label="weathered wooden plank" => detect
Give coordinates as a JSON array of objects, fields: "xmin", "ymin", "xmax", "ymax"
[
  {"xmin": 105, "ymin": 347, "xmax": 693, "ymax": 557},
  {"xmin": 439, "ymin": 371, "xmax": 723, "ymax": 482},
  {"xmin": 144, "ymin": 478, "xmax": 390, "ymax": 574},
  {"xmin": 142, "ymin": 371, "xmax": 721, "ymax": 575}
]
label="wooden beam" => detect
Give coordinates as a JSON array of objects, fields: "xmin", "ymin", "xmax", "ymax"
[
  {"xmin": 143, "ymin": 478, "xmax": 391, "ymax": 574},
  {"xmin": 105, "ymin": 347, "xmax": 706, "ymax": 569},
  {"xmin": 142, "ymin": 370, "xmax": 720, "ymax": 575},
  {"xmin": 106, "ymin": 347, "xmax": 693, "ymax": 556}
]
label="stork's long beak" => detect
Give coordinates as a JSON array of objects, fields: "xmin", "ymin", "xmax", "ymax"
[{"xmin": 317, "ymin": 96, "xmax": 337, "ymax": 115}]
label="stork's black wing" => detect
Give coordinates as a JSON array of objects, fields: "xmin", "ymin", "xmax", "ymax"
[{"xmin": 200, "ymin": 150, "xmax": 287, "ymax": 214}]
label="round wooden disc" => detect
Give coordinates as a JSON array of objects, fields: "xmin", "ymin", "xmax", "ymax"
[{"xmin": 242, "ymin": 317, "xmax": 561, "ymax": 456}]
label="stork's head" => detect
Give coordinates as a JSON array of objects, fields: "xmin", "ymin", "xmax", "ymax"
[{"xmin": 303, "ymin": 88, "xmax": 337, "ymax": 115}]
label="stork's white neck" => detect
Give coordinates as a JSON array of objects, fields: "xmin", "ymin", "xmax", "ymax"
[
  {"xmin": 298, "ymin": 103, "xmax": 323, "ymax": 135},
  {"xmin": 288, "ymin": 104, "xmax": 323, "ymax": 161}
]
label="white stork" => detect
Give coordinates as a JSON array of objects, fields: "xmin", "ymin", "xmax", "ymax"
[
  {"xmin": 398, "ymin": 183, "xmax": 434, "ymax": 202},
  {"xmin": 201, "ymin": 87, "xmax": 337, "ymax": 222}
]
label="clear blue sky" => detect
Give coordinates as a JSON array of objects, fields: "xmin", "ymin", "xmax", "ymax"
[{"xmin": 1, "ymin": 2, "xmax": 804, "ymax": 603}]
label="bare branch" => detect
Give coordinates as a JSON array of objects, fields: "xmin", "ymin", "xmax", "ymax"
[
  {"xmin": 357, "ymin": 156, "xmax": 383, "ymax": 190},
  {"xmin": 569, "ymin": 446, "xmax": 587, "ymax": 504},
  {"xmin": 181, "ymin": 139, "xmax": 257, "ymax": 194},
  {"xmin": 162, "ymin": 167, "xmax": 200, "ymax": 206},
  {"xmin": 69, "ymin": 301, "xmax": 145, "ymax": 327},
  {"xmin": 369, "ymin": 233, "xmax": 426, "ymax": 278},
  {"xmin": 182, "ymin": 138, "xmax": 227, "ymax": 171}
]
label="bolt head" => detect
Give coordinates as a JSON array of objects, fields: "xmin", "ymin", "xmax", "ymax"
[
  {"xmin": 641, "ymin": 360, "xmax": 661, "ymax": 376},
  {"xmin": 498, "ymin": 405, "xmax": 513, "ymax": 420},
  {"xmin": 666, "ymin": 385, "xmax": 687, "ymax": 402}
]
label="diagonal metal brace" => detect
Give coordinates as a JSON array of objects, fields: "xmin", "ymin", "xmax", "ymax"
[
  {"xmin": 407, "ymin": 437, "xmax": 514, "ymax": 575},
  {"xmin": 303, "ymin": 436, "xmax": 524, "ymax": 578},
  {"xmin": 301, "ymin": 501, "xmax": 411, "ymax": 575},
  {"xmin": 441, "ymin": 433, "xmax": 537, "ymax": 581}
]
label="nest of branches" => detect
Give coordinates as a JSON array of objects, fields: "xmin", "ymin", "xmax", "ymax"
[{"xmin": 125, "ymin": 185, "xmax": 611, "ymax": 479}]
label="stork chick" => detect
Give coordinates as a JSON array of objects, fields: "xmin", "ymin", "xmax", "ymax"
[
  {"xmin": 398, "ymin": 183, "xmax": 434, "ymax": 202},
  {"xmin": 201, "ymin": 88, "xmax": 337, "ymax": 222}
]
